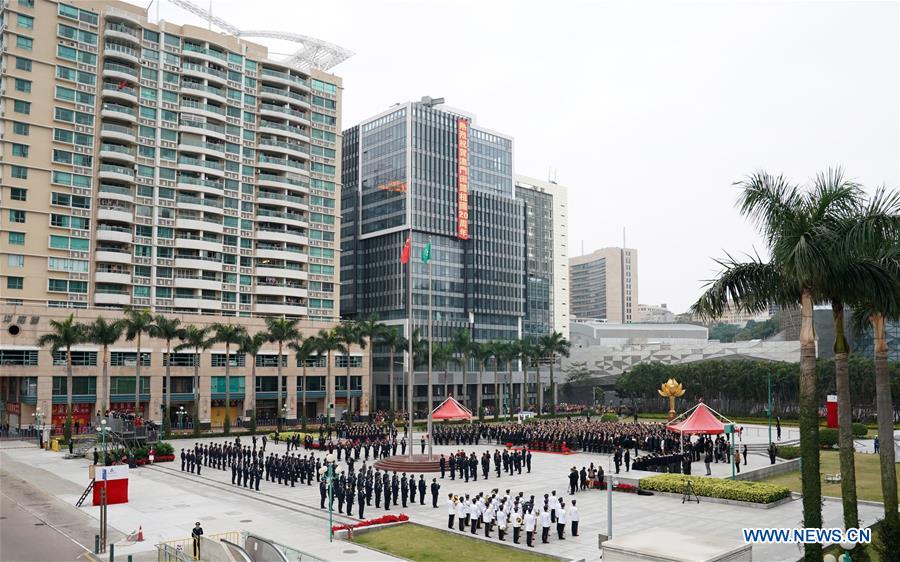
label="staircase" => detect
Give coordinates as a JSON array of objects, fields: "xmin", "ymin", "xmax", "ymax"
[
  {"xmin": 75, "ymin": 479, "xmax": 94, "ymax": 508},
  {"xmin": 69, "ymin": 436, "xmax": 98, "ymax": 459}
]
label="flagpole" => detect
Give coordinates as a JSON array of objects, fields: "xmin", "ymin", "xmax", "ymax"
[
  {"xmin": 427, "ymin": 237, "xmax": 433, "ymax": 460},
  {"xmin": 407, "ymin": 227, "xmax": 414, "ymax": 460}
]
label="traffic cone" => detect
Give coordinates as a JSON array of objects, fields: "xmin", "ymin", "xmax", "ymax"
[{"xmin": 137, "ymin": 526, "xmax": 144, "ymax": 541}]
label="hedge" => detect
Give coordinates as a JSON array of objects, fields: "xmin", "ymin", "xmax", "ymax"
[
  {"xmin": 851, "ymin": 422, "xmax": 868, "ymax": 437},
  {"xmin": 600, "ymin": 413, "xmax": 619, "ymax": 422},
  {"xmin": 819, "ymin": 428, "xmax": 838, "ymax": 449},
  {"xmin": 777, "ymin": 445, "xmax": 801, "ymax": 460},
  {"xmin": 639, "ymin": 474, "xmax": 791, "ymax": 504}
]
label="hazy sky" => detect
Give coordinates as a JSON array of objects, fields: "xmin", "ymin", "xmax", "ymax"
[{"xmin": 145, "ymin": 0, "xmax": 899, "ymax": 314}]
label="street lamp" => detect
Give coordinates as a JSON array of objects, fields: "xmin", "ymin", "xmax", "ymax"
[
  {"xmin": 318, "ymin": 453, "xmax": 344, "ymax": 542},
  {"xmin": 32, "ymin": 408, "xmax": 44, "ymax": 448},
  {"xmin": 279, "ymin": 405, "xmax": 288, "ymax": 431},
  {"xmin": 96, "ymin": 418, "xmax": 112, "ymax": 554},
  {"xmin": 176, "ymin": 406, "xmax": 186, "ymax": 430}
]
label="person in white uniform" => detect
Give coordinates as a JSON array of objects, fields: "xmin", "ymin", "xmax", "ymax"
[
  {"xmin": 540, "ymin": 506, "xmax": 552, "ymax": 543},
  {"xmin": 568, "ymin": 499, "xmax": 579, "ymax": 536},
  {"xmin": 447, "ymin": 494, "xmax": 456, "ymax": 529},
  {"xmin": 496, "ymin": 504, "xmax": 508, "ymax": 541},
  {"xmin": 524, "ymin": 508, "xmax": 537, "ymax": 548}
]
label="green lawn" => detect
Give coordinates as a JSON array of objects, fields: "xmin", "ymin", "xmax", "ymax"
[
  {"xmin": 353, "ymin": 523, "xmax": 558, "ymax": 562},
  {"xmin": 762, "ymin": 450, "xmax": 899, "ymax": 502}
]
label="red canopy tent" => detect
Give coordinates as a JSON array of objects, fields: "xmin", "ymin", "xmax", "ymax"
[
  {"xmin": 666, "ymin": 402, "xmax": 741, "ymax": 435},
  {"xmin": 431, "ymin": 396, "xmax": 473, "ymax": 421}
]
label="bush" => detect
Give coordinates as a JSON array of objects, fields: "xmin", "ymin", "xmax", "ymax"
[
  {"xmin": 639, "ymin": 474, "xmax": 791, "ymax": 504},
  {"xmin": 248, "ymin": 411, "xmax": 257, "ymax": 433},
  {"xmin": 851, "ymin": 422, "xmax": 868, "ymax": 438},
  {"xmin": 155, "ymin": 442, "xmax": 174, "ymax": 456},
  {"xmin": 777, "ymin": 445, "xmax": 801, "ymax": 460},
  {"xmin": 600, "ymin": 413, "xmax": 618, "ymax": 422},
  {"xmin": 819, "ymin": 428, "xmax": 838, "ymax": 449}
]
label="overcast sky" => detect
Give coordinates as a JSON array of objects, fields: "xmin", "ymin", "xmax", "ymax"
[{"xmin": 145, "ymin": 0, "xmax": 899, "ymax": 314}]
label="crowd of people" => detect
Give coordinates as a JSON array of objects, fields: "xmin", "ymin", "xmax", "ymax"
[{"xmin": 437, "ymin": 448, "xmax": 533, "ymax": 480}]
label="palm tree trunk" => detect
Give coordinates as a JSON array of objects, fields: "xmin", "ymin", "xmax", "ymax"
[
  {"xmin": 368, "ymin": 336, "xmax": 375, "ymax": 420},
  {"xmin": 276, "ymin": 342, "xmax": 283, "ymax": 430},
  {"xmin": 444, "ymin": 366, "xmax": 449, "ymax": 400},
  {"xmin": 224, "ymin": 342, "xmax": 231, "ymax": 433},
  {"xmin": 520, "ymin": 358, "xmax": 527, "ymax": 412},
  {"xmin": 872, "ymin": 313, "xmax": 898, "ymax": 526},
  {"xmin": 66, "ymin": 345, "xmax": 73, "ymax": 439},
  {"xmin": 165, "ymin": 340, "xmax": 171, "ymax": 430},
  {"xmin": 345, "ymin": 357, "xmax": 352, "ymax": 423},
  {"xmin": 389, "ymin": 349, "xmax": 395, "ymax": 414},
  {"xmin": 493, "ymin": 360, "xmax": 500, "ymax": 420},
  {"xmin": 508, "ymin": 363, "xmax": 514, "ymax": 421},
  {"xmin": 135, "ymin": 333, "xmax": 141, "ymax": 417},
  {"xmin": 101, "ymin": 345, "xmax": 109, "ymax": 415},
  {"xmin": 193, "ymin": 351, "xmax": 200, "ymax": 423},
  {"xmin": 798, "ymin": 290, "xmax": 822, "ymax": 562},
  {"xmin": 463, "ymin": 353, "xmax": 469, "ymax": 409},
  {"xmin": 301, "ymin": 363, "xmax": 307, "ymax": 429},
  {"xmin": 536, "ymin": 363, "xmax": 543, "ymax": 414},
  {"xmin": 832, "ymin": 302, "xmax": 858, "ymax": 529},
  {"xmin": 478, "ymin": 363, "xmax": 484, "ymax": 418},
  {"xmin": 250, "ymin": 360, "xmax": 257, "ymax": 425},
  {"xmin": 549, "ymin": 359, "xmax": 556, "ymax": 415},
  {"xmin": 326, "ymin": 351, "xmax": 333, "ymax": 424}
]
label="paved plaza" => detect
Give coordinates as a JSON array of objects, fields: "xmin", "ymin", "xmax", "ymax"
[{"xmin": 0, "ymin": 424, "xmax": 887, "ymax": 562}]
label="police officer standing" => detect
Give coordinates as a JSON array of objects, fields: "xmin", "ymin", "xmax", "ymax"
[{"xmin": 430, "ymin": 478, "xmax": 440, "ymax": 507}]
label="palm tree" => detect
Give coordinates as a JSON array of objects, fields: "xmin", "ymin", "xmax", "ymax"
[
  {"xmin": 264, "ymin": 318, "xmax": 299, "ymax": 430},
  {"xmin": 356, "ymin": 314, "xmax": 386, "ymax": 419},
  {"xmin": 451, "ymin": 329, "xmax": 473, "ymax": 407},
  {"xmin": 432, "ymin": 343, "xmax": 456, "ymax": 401},
  {"xmin": 175, "ymin": 325, "xmax": 212, "ymax": 433},
  {"xmin": 149, "ymin": 315, "xmax": 183, "ymax": 437},
  {"xmin": 122, "ymin": 307, "xmax": 153, "ymax": 418},
  {"xmin": 845, "ymin": 187, "xmax": 900, "ymax": 544},
  {"xmin": 485, "ymin": 341, "xmax": 502, "ymax": 419},
  {"xmin": 539, "ymin": 331, "xmax": 571, "ymax": 415},
  {"xmin": 470, "ymin": 342, "xmax": 492, "ymax": 418},
  {"xmin": 84, "ymin": 317, "xmax": 123, "ymax": 418},
  {"xmin": 380, "ymin": 327, "xmax": 405, "ymax": 415},
  {"xmin": 211, "ymin": 324, "xmax": 247, "ymax": 434},
  {"xmin": 500, "ymin": 341, "xmax": 520, "ymax": 420},
  {"xmin": 692, "ymin": 169, "xmax": 864, "ymax": 561},
  {"xmin": 37, "ymin": 314, "xmax": 84, "ymax": 442},
  {"xmin": 239, "ymin": 331, "xmax": 268, "ymax": 429},
  {"xmin": 334, "ymin": 321, "xmax": 365, "ymax": 421},
  {"xmin": 519, "ymin": 340, "xmax": 537, "ymax": 411},
  {"xmin": 315, "ymin": 328, "xmax": 346, "ymax": 424},
  {"xmin": 290, "ymin": 336, "xmax": 318, "ymax": 429}
]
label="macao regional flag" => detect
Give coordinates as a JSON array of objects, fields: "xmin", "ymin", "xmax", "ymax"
[{"xmin": 92, "ymin": 465, "xmax": 130, "ymax": 506}]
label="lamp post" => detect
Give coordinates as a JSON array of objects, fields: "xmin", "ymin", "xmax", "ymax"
[
  {"xmin": 96, "ymin": 419, "xmax": 111, "ymax": 553},
  {"xmin": 176, "ymin": 405, "xmax": 186, "ymax": 430},
  {"xmin": 280, "ymin": 405, "xmax": 288, "ymax": 432},
  {"xmin": 318, "ymin": 453, "xmax": 343, "ymax": 542},
  {"xmin": 32, "ymin": 408, "xmax": 44, "ymax": 448}
]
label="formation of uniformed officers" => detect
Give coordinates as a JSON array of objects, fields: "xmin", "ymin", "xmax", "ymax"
[
  {"xmin": 437, "ymin": 448, "xmax": 532, "ymax": 481},
  {"xmin": 446, "ymin": 489, "xmax": 579, "ymax": 548},
  {"xmin": 319, "ymin": 466, "xmax": 444, "ymax": 519}
]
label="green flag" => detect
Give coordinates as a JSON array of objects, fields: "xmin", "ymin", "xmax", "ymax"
[{"xmin": 421, "ymin": 241, "xmax": 431, "ymax": 264}]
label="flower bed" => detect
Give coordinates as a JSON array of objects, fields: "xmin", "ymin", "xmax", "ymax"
[
  {"xmin": 135, "ymin": 454, "xmax": 175, "ymax": 466},
  {"xmin": 613, "ymin": 483, "xmax": 637, "ymax": 493},
  {"xmin": 639, "ymin": 474, "xmax": 791, "ymax": 504},
  {"xmin": 332, "ymin": 514, "xmax": 409, "ymax": 533}
]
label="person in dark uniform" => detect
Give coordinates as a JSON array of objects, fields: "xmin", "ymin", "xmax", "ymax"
[
  {"xmin": 180, "ymin": 449, "xmax": 186, "ymax": 471},
  {"xmin": 336, "ymin": 481, "xmax": 345, "ymax": 514},
  {"xmin": 430, "ymin": 478, "xmax": 440, "ymax": 508},
  {"xmin": 374, "ymin": 472, "xmax": 382, "ymax": 508},
  {"xmin": 319, "ymin": 478, "xmax": 327, "ymax": 509},
  {"xmin": 439, "ymin": 454, "xmax": 446, "ymax": 479},
  {"xmin": 409, "ymin": 473, "xmax": 417, "ymax": 504},
  {"xmin": 364, "ymin": 473, "xmax": 373, "ymax": 506},
  {"xmin": 390, "ymin": 473, "xmax": 399, "ymax": 508},
  {"xmin": 449, "ymin": 454, "xmax": 456, "ymax": 480},
  {"xmin": 357, "ymin": 485, "xmax": 366, "ymax": 519},
  {"xmin": 254, "ymin": 464, "xmax": 261, "ymax": 491},
  {"xmin": 231, "ymin": 460, "xmax": 238, "ymax": 485},
  {"xmin": 346, "ymin": 483, "xmax": 355, "ymax": 516},
  {"xmin": 400, "ymin": 473, "xmax": 409, "ymax": 508},
  {"xmin": 420, "ymin": 436, "xmax": 426, "ymax": 454},
  {"xmin": 525, "ymin": 449, "xmax": 532, "ymax": 473},
  {"xmin": 417, "ymin": 475, "xmax": 426, "ymax": 504},
  {"xmin": 191, "ymin": 522, "xmax": 203, "ymax": 559}
]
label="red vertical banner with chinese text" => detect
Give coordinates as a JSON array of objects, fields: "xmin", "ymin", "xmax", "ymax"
[{"xmin": 457, "ymin": 118, "xmax": 470, "ymax": 240}]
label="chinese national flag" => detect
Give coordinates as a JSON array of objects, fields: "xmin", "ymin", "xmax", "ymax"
[
  {"xmin": 117, "ymin": 81, "xmax": 127, "ymax": 91},
  {"xmin": 400, "ymin": 237, "xmax": 411, "ymax": 264}
]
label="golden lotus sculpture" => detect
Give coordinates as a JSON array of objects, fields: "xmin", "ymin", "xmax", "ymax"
[{"xmin": 658, "ymin": 378, "xmax": 686, "ymax": 421}]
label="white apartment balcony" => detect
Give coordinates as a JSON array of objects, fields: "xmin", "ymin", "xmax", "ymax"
[
  {"xmin": 175, "ymin": 217, "xmax": 224, "ymax": 234},
  {"xmin": 255, "ymin": 283, "xmax": 308, "ymax": 298},
  {"xmin": 178, "ymin": 157, "xmax": 225, "ymax": 178},
  {"xmin": 258, "ymin": 173, "xmax": 309, "ymax": 192},
  {"xmin": 257, "ymin": 191, "xmax": 307, "ymax": 211},
  {"xmin": 105, "ymin": 22, "xmax": 140, "ymax": 45},
  {"xmin": 254, "ymin": 302, "xmax": 307, "ymax": 316},
  {"xmin": 258, "ymin": 121, "xmax": 309, "ymax": 143},
  {"xmin": 182, "ymin": 62, "xmax": 228, "ymax": 85},
  {"xmin": 95, "ymin": 292, "xmax": 132, "ymax": 306},
  {"xmin": 100, "ymin": 104, "xmax": 137, "ymax": 125},
  {"xmin": 256, "ymin": 266, "xmax": 307, "ymax": 282},
  {"xmin": 258, "ymin": 155, "xmax": 307, "ymax": 176},
  {"xmin": 98, "ymin": 184, "xmax": 134, "ymax": 203},
  {"xmin": 176, "ymin": 194, "xmax": 224, "ymax": 215},
  {"xmin": 97, "ymin": 206, "xmax": 133, "ymax": 223},
  {"xmin": 180, "ymin": 81, "xmax": 227, "ymax": 104},
  {"xmin": 99, "ymin": 144, "xmax": 136, "ymax": 164},
  {"xmin": 180, "ymin": 99, "xmax": 226, "ymax": 122},
  {"xmin": 95, "ymin": 250, "xmax": 133, "ymax": 264},
  {"xmin": 256, "ymin": 229, "xmax": 308, "ymax": 245},
  {"xmin": 176, "ymin": 176, "xmax": 224, "ymax": 197},
  {"xmin": 259, "ymin": 103, "xmax": 310, "ymax": 124},
  {"xmin": 96, "ymin": 226, "xmax": 133, "ymax": 244},
  {"xmin": 102, "ymin": 82, "xmax": 138, "ymax": 103},
  {"xmin": 103, "ymin": 42, "xmax": 139, "ymax": 64},
  {"xmin": 94, "ymin": 271, "xmax": 132, "ymax": 284},
  {"xmin": 178, "ymin": 139, "xmax": 226, "ymax": 158},
  {"xmin": 179, "ymin": 119, "xmax": 227, "ymax": 141},
  {"xmin": 102, "ymin": 61, "xmax": 138, "ymax": 84},
  {"xmin": 98, "ymin": 164, "xmax": 135, "ymax": 184},
  {"xmin": 105, "ymin": 6, "xmax": 142, "ymax": 26},
  {"xmin": 174, "ymin": 256, "xmax": 223, "ymax": 272},
  {"xmin": 256, "ymin": 247, "xmax": 308, "ymax": 262},
  {"xmin": 173, "ymin": 297, "xmax": 209, "ymax": 309},
  {"xmin": 100, "ymin": 123, "xmax": 137, "ymax": 144},
  {"xmin": 175, "ymin": 235, "xmax": 223, "ymax": 253},
  {"xmin": 258, "ymin": 138, "xmax": 309, "ymax": 160},
  {"xmin": 181, "ymin": 44, "xmax": 228, "ymax": 66},
  {"xmin": 260, "ymin": 67, "xmax": 311, "ymax": 91},
  {"xmin": 175, "ymin": 277, "xmax": 222, "ymax": 291},
  {"xmin": 257, "ymin": 209, "xmax": 306, "ymax": 228}
]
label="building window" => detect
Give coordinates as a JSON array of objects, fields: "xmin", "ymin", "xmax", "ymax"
[
  {"xmin": 13, "ymin": 100, "xmax": 31, "ymax": 114},
  {"xmin": 12, "ymin": 122, "xmax": 30, "ymax": 135},
  {"xmin": 7, "ymin": 255, "xmax": 25, "ymax": 268},
  {"xmin": 8, "ymin": 232, "xmax": 25, "ymax": 245},
  {"xmin": 110, "ymin": 352, "xmax": 151, "ymax": 367},
  {"xmin": 19, "ymin": 0, "xmax": 35, "ymax": 7},
  {"xmin": 52, "ymin": 351, "xmax": 97, "ymax": 366},
  {"xmin": 6, "ymin": 277, "xmax": 24, "ymax": 290},
  {"xmin": 255, "ymin": 354, "xmax": 287, "ymax": 368},
  {"xmin": 0, "ymin": 350, "xmax": 38, "ymax": 366},
  {"xmin": 211, "ymin": 354, "xmax": 246, "ymax": 368},
  {"xmin": 163, "ymin": 353, "xmax": 199, "ymax": 367},
  {"xmin": 297, "ymin": 356, "xmax": 326, "ymax": 368},
  {"xmin": 15, "ymin": 56, "xmax": 32, "ymax": 71},
  {"xmin": 17, "ymin": 14, "xmax": 34, "ymax": 29},
  {"xmin": 335, "ymin": 356, "xmax": 363, "ymax": 368},
  {"xmin": 16, "ymin": 35, "xmax": 33, "ymax": 51},
  {"xmin": 11, "ymin": 187, "xmax": 28, "ymax": 199},
  {"xmin": 11, "ymin": 144, "xmax": 29, "ymax": 157},
  {"xmin": 9, "ymin": 210, "xmax": 25, "ymax": 223},
  {"xmin": 14, "ymin": 78, "xmax": 31, "ymax": 93},
  {"xmin": 110, "ymin": 377, "xmax": 150, "ymax": 395},
  {"xmin": 52, "ymin": 376, "xmax": 97, "ymax": 395}
]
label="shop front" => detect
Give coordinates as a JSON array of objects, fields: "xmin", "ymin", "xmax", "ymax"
[{"xmin": 51, "ymin": 403, "xmax": 94, "ymax": 431}]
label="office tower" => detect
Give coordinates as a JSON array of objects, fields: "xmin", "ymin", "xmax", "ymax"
[
  {"xmin": 514, "ymin": 175, "xmax": 569, "ymax": 340},
  {"xmin": 569, "ymin": 247, "xmax": 638, "ymax": 323}
]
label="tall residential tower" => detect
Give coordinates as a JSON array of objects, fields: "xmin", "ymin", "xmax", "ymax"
[{"xmin": 569, "ymin": 247, "xmax": 638, "ymax": 323}]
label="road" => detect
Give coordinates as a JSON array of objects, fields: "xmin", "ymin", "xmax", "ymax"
[{"xmin": 0, "ymin": 489, "xmax": 98, "ymax": 562}]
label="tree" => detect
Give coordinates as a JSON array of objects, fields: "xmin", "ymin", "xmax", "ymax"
[
  {"xmin": 175, "ymin": 325, "xmax": 212, "ymax": 435},
  {"xmin": 470, "ymin": 342, "xmax": 492, "ymax": 419},
  {"xmin": 539, "ymin": 332, "xmax": 571, "ymax": 415},
  {"xmin": 334, "ymin": 321, "xmax": 365, "ymax": 421},
  {"xmin": 518, "ymin": 340, "xmax": 538, "ymax": 411},
  {"xmin": 264, "ymin": 318, "xmax": 299, "ymax": 430},
  {"xmin": 290, "ymin": 336, "xmax": 318, "ymax": 429},
  {"xmin": 211, "ymin": 324, "xmax": 247, "ymax": 435},
  {"xmin": 496, "ymin": 341, "xmax": 519, "ymax": 420},
  {"xmin": 239, "ymin": 331, "xmax": 268, "ymax": 429},
  {"xmin": 380, "ymin": 327, "xmax": 405, "ymax": 416},
  {"xmin": 451, "ymin": 329, "xmax": 474, "ymax": 408},
  {"xmin": 37, "ymin": 314, "xmax": 84, "ymax": 442},
  {"xmin": 316, "ymin": 328, "xmax": 347, "ymax": 424},
  {"xmin": 84, "ymin": 317, "xmax": 123, "ymax": 418},
  {"xmin": 149, "ymin": 315, "xmax": 183, "ymax": 438},
  {"xmin": 692, "ymin": 169, "xmax": 864, "ymax": 561},
  {"xmin": 484, "ymin": 342, "xmax": 502, "ymax": 419},
  {"xmin": 122, "ymin": 307, "xmax": 153, "ymax": 419},
  {"xmin": 356, "ymin": 314, "xmax": 386, "ymax": 419},
  {"xmin": 432, "ymin": 343, "xmax": 456, "ymax": 401}
]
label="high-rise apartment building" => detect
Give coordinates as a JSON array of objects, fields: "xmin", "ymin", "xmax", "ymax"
[
  {"xmin": 1, "ymin": 0, "xmax": 341, "ymax": 319},
  {"xmin": 342, "ymin": 98, "xmax": 528, "ymax": 412},
  {"xmin": 514, "ymin": 175, "xmax": 569, "ymax": 341},
  {"xmin": 638, "ymin": 303, "xmax": 674, "ymax": 324},
  {"xmin": 569, "ymin": 247, "xmax": 638, "ymax": 323},
  {"xmin": 0, "ymin": 0, "xmax": 369, "ymax": 430}
]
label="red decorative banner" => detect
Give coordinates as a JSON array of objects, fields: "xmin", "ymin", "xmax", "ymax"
[{"xmin": 457, "ymin": 118, "xmax": 470, "ymax": 240}]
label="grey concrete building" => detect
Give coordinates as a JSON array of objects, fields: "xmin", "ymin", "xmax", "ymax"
[{"xmin": 569, "ymin": 247, "xmax": 638, "ymax": 323}]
